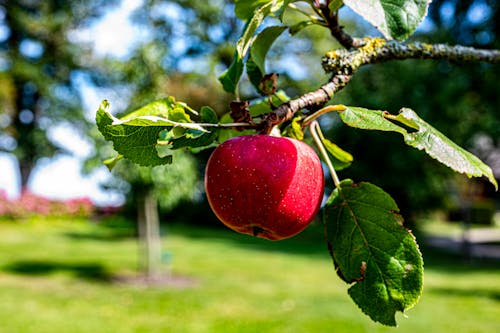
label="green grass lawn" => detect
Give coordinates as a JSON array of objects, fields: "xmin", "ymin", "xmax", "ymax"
[{"xmin": 0, "ymin": 216, "xmax": 498, "ymax": 333}]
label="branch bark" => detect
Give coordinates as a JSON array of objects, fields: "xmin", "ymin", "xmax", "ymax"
[
  {"xmin": 318, "ymin": 4, "xmax": 365, "ymax": 49},
  {"xmin": 259, "ymin": 39, "xmax": 500, "ymax": 132},
  {"xmin": 323, "ymin": 39, "xmax": 500, "ymax": 75}
]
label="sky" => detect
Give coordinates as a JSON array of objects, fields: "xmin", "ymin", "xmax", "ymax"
[{"xmin": 0, "ymin": 0, "xmax": 145, "ymax": 206}]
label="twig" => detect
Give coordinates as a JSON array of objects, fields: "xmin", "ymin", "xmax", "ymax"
[{"xmin": 318, "ymin": 3, "xmax": 365, "ymax": 49}]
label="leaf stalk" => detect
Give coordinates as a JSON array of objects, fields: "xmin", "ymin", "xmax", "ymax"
[{"xmin": 309, "ymin": 120, "xmax": 341, "ymax": 188}]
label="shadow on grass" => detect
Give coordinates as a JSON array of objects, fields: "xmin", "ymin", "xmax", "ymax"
[
  {"xmin": 64, "ymin": 230, "xmax": 134, "ymax": 242},
  {"xmin": 168, "ymin": 220, "xmax": 330, "ymax": 258},
  {"xmin": 63, "ymin": 217, "xmax": 136, "ymax": 242},
  {"xmin": 2, "ymin": 260, "xmax": 113, "ymax": 282},
  {"xmin": 169, "ymin": 222, "xmax": 500, "ymax": 272}
]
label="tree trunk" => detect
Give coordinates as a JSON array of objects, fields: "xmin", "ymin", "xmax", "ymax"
[
  {"xmin": 137, "ymin": 187, "xmax": 162, "ymax": 280},
  {"xmin": 19, "ymin": 159, "xmax": 34, "ymax": 190}
]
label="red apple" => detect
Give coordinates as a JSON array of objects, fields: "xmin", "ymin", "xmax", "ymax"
[{"xmin": 204, "ymin": 135, "xmax": 324, "ymax": 240}]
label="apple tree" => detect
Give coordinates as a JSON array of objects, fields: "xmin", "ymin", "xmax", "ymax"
[{"xmin": 96, "ymin": 0, "xmax": 499, "ymax": 326}]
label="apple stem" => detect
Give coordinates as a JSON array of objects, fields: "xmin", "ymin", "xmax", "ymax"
[{"xmin": 309, "ymin": 120, "xmax": 341, "ymax": 188}]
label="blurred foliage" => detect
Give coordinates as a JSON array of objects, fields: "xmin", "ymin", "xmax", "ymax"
[
  {"xmin": 0, "ymin": 0, "xmax": 119, "ymax": 186},
  {"xmin": 325, "ymin": 0, "xmax": 500, "ymax": 220},
  {"xmin": 103, "ymin": 151, "xmax": 200, "ymax": 215}
]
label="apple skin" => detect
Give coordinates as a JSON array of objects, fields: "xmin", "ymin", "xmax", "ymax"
[{"xmin": 204, "ymin": 135, "xmax": 324, "ymax": 240}]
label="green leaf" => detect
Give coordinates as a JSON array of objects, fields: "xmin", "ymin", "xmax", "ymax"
[
  {"xmin": 343, "ymin": 0, "xmax": 431, "ymax": 41},
  {"xmin": 96, "ymin": 99, "xmax": 216, "ymax": 166},
  {"xmin": 282, "ymin": 116, "xmax": 304, "ymax": 140},
  {"xmin": 235, "ymin": 0, "xmax": 285, "ymax": 20},
  {"xmin": 200, "ymin": 105, "xmax": 219, "ymax": 124},
  {"xmin": 322, "ymin": 138, "xmax": 353, "ymax": 171},
  {"xmin": 324, "ymin": 179, "xmax": 423, "ymax": 326},
  {"xmin": 338, "ymin": 106, "xmax": 406, "ymax": 133},
  {"xmin": 219, "ymin": 4, "xmax": 270, "ymax": 93},
  {"xmin": 328, "ymin": 0, "xmax": 344, "ymax": 12},
  {"xmin": 103, "ymin": 154, "xmax": 123, "ymax": 171},
  {"xmin": 169, "ymin": 106, "xmax": 219, "ymax": 150},
  {"xmin": 95, "ymin": 100, "xmax": 173, "ymax": 167},
  {"xmin": 247, "ymin": 26, "xmax": 287, "ymax": 91},
  {"xmin": 219, "ymin": 52, "xmax": 244, "ymax": 94},
  {"xmin": 338, "ymin": 106, "xmax": 498, "ymax": 189},
  {"xmin": 120, "ymin": 96, "xmax": 193, "ymax": 120},
  {"xmin": 248, "ymin": 90, "xmax": 290, "ymax": 117}
]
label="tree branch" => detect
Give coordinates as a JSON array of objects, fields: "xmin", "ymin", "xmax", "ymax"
[
  {"xmin": 258, "ymin": 74, "xmax": 351, "ymax": 133},
  {"xmin": 323, "ymin": 39, "xmax": 500, "ymax": 75},
  {"xmin": 258, "ymin": 39, "xmax": 500, "ymax": 133},
  {"xmin": 319, "ymin": 4, "xmax": 365, "ymax": 49}
]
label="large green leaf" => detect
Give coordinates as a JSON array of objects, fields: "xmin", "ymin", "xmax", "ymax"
[
  {"xmin": 247, "ymin": 26, "xmax": 287, "ymax": 91},
  {"xmin": 96, "ymin": 100, "xmax": 216, "ymax": 167},
  {"xmin": 219, "ymin": 5, "xmax": 269, "ymax": 93},
  {"xmin": 324, "ymin": 179, "xmax": 423, "ymax": 326},
  {"xmin": 96, "ymin": 100, "xmax": 173, "ymax": 167},
  {"xmin": 222, "ymin": 1, "xmax": 293, "ymax": 93},
  {"xmin": 338, "ymin": 106, "xmax": 498, "ymax": 189},
  {"xmin": 343, "ymin": 0, "xmax": 431, "ymax": 41}
]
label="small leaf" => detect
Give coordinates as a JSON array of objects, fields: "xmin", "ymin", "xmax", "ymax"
[
  {"xmin": 120, "ymin": 97, "xmax": 187, "ymax": 120},
  {"xmin": 338, "ymin": 106, "xmax": 406, "ymax": 133},
  {"xmin": 328, "ymin": 0, "xmax": 344, "ymax": 12},
  {"xmin": 250, "ymin": 26, "xmax": 287, "ymax": 73},
  {"xmin": 282, "ymin": 116, "xmax": 304, "ymax": 140},
  {"xmin": 338, "ymin": 106, "xmax": 498, "ymax": 189},
  {"xmin": 343, "ymin": 0, "xmax": 431, "ymax": 41},
  {"xmin": 322, "ymin": 138, "xmax": 353, "ymax": 171},
  {"xmin": 248, "ymin": 90, "xmax": 290, "ymax": 117},
  {"xmin": 103, "ymin": 154, "xmax": 123, "ymax": 171},
  {"xmin": 200, "ymin": 105, "xmax": 219, "ymax": 124},
  {"xmin": 169, "ymin": 106, "xmax": 219, "ymax": 151},
  {"xmin": 324, "ymin": 179, "xmax": 423, "ymax": 326}
]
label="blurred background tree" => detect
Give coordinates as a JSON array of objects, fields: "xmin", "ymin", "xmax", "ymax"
[{"xmin": 0, "ymin": 0, "xmax": 118, "ymax": 189}]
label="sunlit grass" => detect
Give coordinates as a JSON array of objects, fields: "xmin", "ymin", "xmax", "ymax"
[{"xmin": 0, "ymin": 217, "xmax": 498, "ymax": 332}]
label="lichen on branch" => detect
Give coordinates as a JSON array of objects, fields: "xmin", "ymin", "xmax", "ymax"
[
  {"xmin": 323, "ymin": 38, "xmax": 500, "ymax": 75},
  {"xmin": 258, "ymin": 38, "xmax": 500, "ymax": 133}
]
